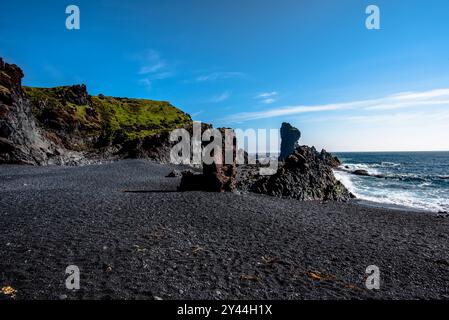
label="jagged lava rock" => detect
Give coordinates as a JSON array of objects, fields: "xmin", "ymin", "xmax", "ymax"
[
  {"xmin": 279, "ymin": 122, "xmax": 301, "ymax": 161},
  {"xmin": 319, "ymin": 149, "xmax": 342, "ymax": 168},
  {"xmin": 252, "ymin": 146, "xmax": 354, "ymax": 201},
  {"xmin": 179, "ymin": 128, "xmax": 237, "ymax": 192}
]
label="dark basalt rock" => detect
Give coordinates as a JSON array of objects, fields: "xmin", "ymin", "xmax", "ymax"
[
  {"xmin": 0, "ymin": 58, "xmax": 60, "ymax": 164},
  {"xmin": 350, "ymin": 169, "xmax": 385, "ymax": 179},
  {"xmin": 352, "ymin": 169, "xmax": 370, "ymax": 176},
  {"xmin": 279, "ymin": 122, "xmax": 301, "ymax": 161},
  {"xmin": 59, "ymin": 84, "xmax": 90, "ymax": 106},
  {"xmin": 319, "ymin": 149, "xmax": 342, "ymax": 168},
  {"xmin": 179, "ymin": 128, "xmax": 237, "ymax": 192},
  {"xmin": 166, "ymin": 169, "xmax": 182, "ymax": 178},
  {"xmin": 251, "ymin": 146, "xmax": 354, "ymax": 201}
]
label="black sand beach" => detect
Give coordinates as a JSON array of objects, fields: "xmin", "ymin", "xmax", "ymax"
[{"xmin": 1, "ymin": 160, "xmax": 449, "ymax": 300}]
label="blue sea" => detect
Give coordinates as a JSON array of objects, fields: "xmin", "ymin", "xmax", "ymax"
[{"xmin": 333, "ymin": 152, "xmax": 449, "ymax": 213}]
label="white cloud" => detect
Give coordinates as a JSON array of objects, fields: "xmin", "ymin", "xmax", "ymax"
[
  {"xmin": 306, "ymin": 110, "xmax": 449, "ymax": 124},
  {"xmin": 139, "ymin": 62, "xmax": 165, "ymax": 75},
  {"xmin": 256, "ymin": 91, "xmax": 278, "ymax": 99},
  {"xmin": 191, "ymin": 111, "xmax": 204, "ymax": 118},
  {"xmin": 227, "ymin": 88, "xmax": 449, "ymax": 122},
  {"xmin": 134, "ymin": 49, "xmax": 174, "ymax": 89},
  {"xmin": 139, "ymin": 78, "xmax": 152, "ymax": 89},
  {"xmin": 195, "ymin": 72, "xmax": 245, "ymax": 82},
  {"xmin": 262, "ymin": 98, "xmax": 276, "ymax": 104},
  {"xmin": 209, "ymin": 91, "xmax": 231, "ymax": 103},
  {"xmin": 255, "ymin": 91, "xmax": 278, "ymax": 104}
]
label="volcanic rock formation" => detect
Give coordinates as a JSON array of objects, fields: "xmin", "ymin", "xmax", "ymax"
[
  {"xmin": 178, "ymin": 128, "xmax": 237, "ymax": 192},
  {"xmin": 252, "ymin": 145, "xmax": 353, "ymax": 201},
  {"xmin": 279, "ymin": 122, "xmax": 301, "ymax": 161},
  {"xmin": 0, "ymin": 58, "xmax": 62, "ymax": 164}
]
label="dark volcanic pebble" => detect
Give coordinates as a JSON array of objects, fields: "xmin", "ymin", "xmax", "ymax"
[{"xmin": 0, "ymin": 160, "xmax": 448, "ymax": 300}]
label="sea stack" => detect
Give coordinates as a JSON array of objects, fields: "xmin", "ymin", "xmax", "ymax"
[{"xmin": 279, "ymin": 122, "xmax": 301, "ymax": 161}]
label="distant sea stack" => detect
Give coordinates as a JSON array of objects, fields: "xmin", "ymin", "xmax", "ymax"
[
  {"xmin": 0, "ymin": 57, "xmax": 193, "ymax": 165},
  {"xmin": 279, "ymin": 122, "xmax": 301, "ymax": 161}
]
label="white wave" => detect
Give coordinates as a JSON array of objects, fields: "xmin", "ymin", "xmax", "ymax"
[
  {"xmin": 381, "ymin": 161, "xmax": 400, "ymax": 167},
  {"xmin": 333, "ymin": 170, "xmax": 357, "ymax": 194},
  {"xmin": 333, "ymin": 169, "xmax": 449, "ymax": 212}
]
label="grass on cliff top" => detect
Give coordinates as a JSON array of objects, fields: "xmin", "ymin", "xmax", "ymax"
[
  {"xmin": 91, "ymin": 95, "xmax": 191, "ymax": 139},
  {"xmin": 23, "ymin": 86, "xmax": 191, "ymax": 142}
]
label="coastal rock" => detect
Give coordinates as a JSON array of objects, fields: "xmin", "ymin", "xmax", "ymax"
[
  {"xmin": 319, "ymin": 149, "xmax": 342, "ymax": 168},
  {"xmin": 179, "ymin": 128, "xmax": 237, "ymax": 192},
  {"xmin": 0, "ymin": 58, "xmax": 60, "ymax": 164},
  {"xmin": 353, "ymin": 169, "xmax": 370, "ymax": 176},
  {"xmin": 279, "ymin": 122, "xmax": 301, "ymax": 161},
  {"xmin": 252, "ymin": 146, "xmax": 353, "ymax": 201},
  {"xmin": 350, "ymin": 169, "xmax": 385, "ymax": 179},
  {"xmin": 166, "ymin": 169, "xmax": 182, "ymax": 177}
]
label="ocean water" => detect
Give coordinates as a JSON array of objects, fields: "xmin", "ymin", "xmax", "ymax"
[{"xmin": 333, "ymin": 152, "xmax": 449, "ymax": 213}]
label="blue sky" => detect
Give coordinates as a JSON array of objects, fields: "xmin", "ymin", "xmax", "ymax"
[{"xmin": 1, "ymin": 0, "xmax": 449, "ymax": 151}]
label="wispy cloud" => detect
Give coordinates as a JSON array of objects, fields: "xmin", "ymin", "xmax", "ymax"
[
  {"xmin": 138, "ymin": 78, "xmax": 152, "ymax": 89},
  {"xmin": 195, "ymin": 72, "xmax": 245, "ymax": 82},
  {"xmin": 305, "ymin": 110, "xmax": 449, "ymax": 124},
  {"xmin": 139, "ymin": 61, "xmax": 165, "ymax": 75},
  {"xmin": 261, "ymin": 98, "xmax": 276, "ymax": 104},
  {"xmin": 133, "ymin": 49, "xmax": 174, "ymax": 89},
  {"xmin": 134, "ymin": 50, "xmax": 164, "ymax": 72},
  {"xmin": 209, "ymin": 91, "xmax": 231, "ymax": 103},
  {"xmin": 256, "ymin": 91, "xmax": 278, "ymax": 99},
  {"xmin": 191, "ymin": 110, "xmax": 204, "ymax": 119},
  {"xmin": 227, "ymin": 88, "xmax": 449, "ymax": 122},
  {"xmin": 255, "ymin": 91, "xmax": 278, "ymax": 104}
]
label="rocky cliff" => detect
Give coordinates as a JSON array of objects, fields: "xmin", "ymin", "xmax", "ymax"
[
  {"xmin": 0, "ymin": 58, "xmax": 62, "ymax": 164},
  {"xmin": 0, "ymin": 58, "xmax": 192, "ymax": 165}
]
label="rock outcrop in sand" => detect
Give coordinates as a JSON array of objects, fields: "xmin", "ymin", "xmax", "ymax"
[
  {"xmin": 279, "ymin": 122, "xmax": 301, "ymax": 161},
  {"xmin": 251, "ymin": 146, "xmax": 353, "ymax": 201}
]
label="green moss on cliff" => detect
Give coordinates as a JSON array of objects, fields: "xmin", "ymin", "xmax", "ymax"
[{"xmin": 23, "ymin": 86, "xmax": 191, "ymax": 146}]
